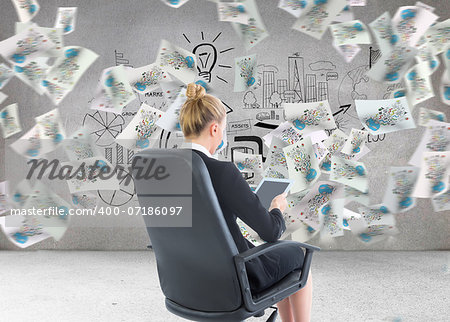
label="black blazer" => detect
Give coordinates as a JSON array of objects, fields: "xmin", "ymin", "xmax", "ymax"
[{"xmin": 192, "ymin": 149, "xmax": 287, "ymax": 292}]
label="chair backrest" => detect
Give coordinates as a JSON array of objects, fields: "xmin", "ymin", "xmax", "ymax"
[{"xmin": 131, "ymin": 149, "xmax": 243, "ymax": 312}]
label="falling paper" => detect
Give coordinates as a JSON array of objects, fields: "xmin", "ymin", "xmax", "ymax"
[
  {"xmin": 285, "ymin": 180, "xmax": 344, "ymax": 231},
  {"xmin": 0, "ymin": 181, "xmax": 10, "ymax": 215},
  {"xmin": 283, "ymin": 136, "xmax": 320, "ymax": 193},
  {"xmin": 0, "ymin": 63, "xmax": 14, "ymax": 90},
  {"xmin": 319, "ymin": 198, "xmax": 345, "ymax": 238},
  {"xmin": 423, "ymin": 19, "xmax": 450, "ymax": 55},
  {"xmin": 217, "ymin": 2, "xmax": 249, "ymax": 24},
  {"xmin": 231, "ymin": 0, "xmax": 269, "ymax": 50},
  {"xmin": 292, "ymin": 0, "xmax": 348, "ymax": 40},
  {"xmin": 160, "ymin": 0, "xmax": 190, "ymax": 8},
  {"xmin": 263, "ymin": 137, "xmax": 289, "ymax": 179},
  {"xmin": 71, "ymin": 192, "xmax": 99, "ymax": 209},
  {"xmin": 127, "ymin": 63, "xmax": 170, "ymax": 94},
  {"xmin": 115, "ymin": 103, "xmax": 164, "ymax": 151},
  {"xmin": 15, "ymin": 22, "xmax": 64, "ymax": 57},
  {"xmin": 339, "ymin": 128, "xmax": 368, "ymax": 158},
  {"xmin": 10, "ymin": 124, "xmax": 45, "ymax": 159},
  {"xmin": 333, "ymin": 43, "xmax": 361, "ymax": 63},
  {"xmin": 409, "ymin": 120, "xmax": 450, "ymax": 167},
  {"xmin": 418, "ymin": 107, "xmax": 446, "ymax": 126},
  {"xmin": 344, "ymin": 184, "xmax": 370, "ymax": 206},
  {"xmin": 91, "ymin": 65, "xmax": 136, "ymax": 114},
  {"xmin": 369, "ymin": 11, "xmax": 400, "ymax": 55},
  {"xmin": 234, "ymin": 151, "xmax": 263, "ymax": 174},
  {"xmin": 330, "ymin": 20, "xmax": 371, "ymax": 46},
  {"xmin": 355, "ymin": 97, "xmax": 416, "ymax": 135},
  {"xmin": 13, "ymin": 57, "xmax": 50, "ymax": 95},
  {"xmin": 330, "ymin": 155, "xmax": 368, "ymax": 193},
  {"xmin": 11, "ymin": 0, "xmax": 40, "ymax": 23},
  {"xmin": 155, "ymin": 87, "xmax": 186, "ymax": 133},
  {"xmin": 0, "ymin": 27, "xmax": 54, "ymax": 66},
  {"xmin": 278, "ymin": 0, "xmax": 308, "ymax": 18},
  {"xmin": 283, "ymin": 100, "xmax": 336, "ymax": 135},
  {"xmin": 392, "ymin": 5, "xmax": 438, "ymax": 48},
  {"xmin": 156, "ymin": 39, "xmax": 197, "ymax": 84},
  {"xmin": 366, "ymin": 44, "xmax": 417, "ymax": 83},
  {"xmin": 405, "ymin": 62, "xmax": 434, "ymax": 106},
  {"xmin": 412, "ymin": 151, "xmax": 450, "ymax": 198},
  {"xmin": 382, "ymin": 166, "xmax": 419, "ymax": 214},
  {"xmin": 45, "ymin": 46, "xmax": 99, "ymax": 90},
  {"xmin": 262, "ymin": 121, "xmax": 303, "ymax": 147},
  {"xmin": 0, "ymin": 103, "xmax": 22, "ymax": 138},
  {"xmin": 62, "ymin": 157, "xmax": 120, "ymax": 193},
  {"xmin": 62, "ymin": 126, "xmax": 102, "ymax": 161},
  {"xmin": 35, "ymin": 108, "xmax": 66, "ymax": 153},
  {"xmin": 234, "ymin": 54, "xmax": 257, "ymax": 92},
  {"xmin": 54, "ymin": 7, "xmax": 77, "ymax": 34}
]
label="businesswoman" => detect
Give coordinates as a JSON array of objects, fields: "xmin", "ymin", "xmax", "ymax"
[{"xmin": 179, "ymin": 83, "xmax": 313, "ymax": 322}]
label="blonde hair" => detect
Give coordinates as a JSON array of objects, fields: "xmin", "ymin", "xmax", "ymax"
[{"xmin": 179, "ymin": 83, "xmax": 226, "ymax": 138}]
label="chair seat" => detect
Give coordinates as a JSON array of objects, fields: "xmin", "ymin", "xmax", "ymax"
[
  {"xmin": 252, "ymin": 269, "xmax": 302, "ymax": 301},
  {"xmin": 165, "ymin": 297, "xmax": 257, "ymax": 322}
]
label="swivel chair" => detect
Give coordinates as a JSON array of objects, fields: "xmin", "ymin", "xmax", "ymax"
[{"xmin": 131, "ymin": 149, "xmax": 320, "ymax": 321}]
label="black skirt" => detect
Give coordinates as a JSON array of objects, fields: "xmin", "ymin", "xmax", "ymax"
[{"xmin": 245, "ymin": 243, "xmax": 305, "ymax": 294}]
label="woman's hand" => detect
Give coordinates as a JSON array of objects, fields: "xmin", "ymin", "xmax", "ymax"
[{"xmin": 269, "ymin": 192, "xmax": 288, "ymax": 213}]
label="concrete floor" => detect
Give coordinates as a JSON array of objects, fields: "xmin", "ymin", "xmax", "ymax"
[{"xmin": 0, "ymin": 250, "xmax": 448, "ymax": 322}]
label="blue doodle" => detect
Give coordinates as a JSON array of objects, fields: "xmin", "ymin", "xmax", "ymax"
[
  {"xmin": 42, "ymin": 80, "xmax": 49, "ymax": 87},
  {"xmin": 300, "ymin": 1, "xmax": 308, "ymax": 8},
  {"xmin": 321, "ymin": 161, "xmax": 331, "ymax": 171},
  {"xmin": 355, "ymin": 165, "xmax": 365, "ymax": 176},
  {"xmin": 105, "ymin": 75, "xmax": 114, "ymax": 87},
  {"xmin": 314, "ymin": 0, "xmax": 327, "ymax": 5},
  {"xmin": 393, "ymin": 90, "xmax": 405, "ymax": 98},
  {"xmin": 444, "ymin": 86, "xmax": 450, "ymax": 101},
  {"xmin": 217, "ymin": 139, "xmax": 224, "ymax": 149},
  {"xmin": 237, "ymin": 5, "xmax": 245, "ymax": 12},
  {"xmin": 366, "ymin": 118, "xmax": 380, "ymax": 131},
  {"xmin": 72, "ymin": 195, "xmax": 79, "ymax": 205},
  {"xmin": 352, "ymin": 146, "xmax": 360, "ymax": 153},
  {"xmin": 399, "ymin": 197, "xmax": 412, "ymax": 208},
  {"xmin": 319, "ymin": 184, "xmax": 333, "ymax": 194},
  {"xmin": 306, "ymin": 169, "xmax": 317, "ymax": 181},
  {"xmin": 379, "ymin": 205, "xmax": 388, "ymax": 213},
  {"xmin": 437, "ymin": 114, "xmax": 444, "ymax": 121},
  {"xmin": 12, "ymin": 53, "xmax": 25, "ymax": 64},
  {"xmin": 65, "ymin": 48, "xmax": 79, "ymax": 58},
  {"xmin": 385, "ymin": 72, "xmax": 399, "ymax": 82},
  {"xmin": 247, "ymin": 76, "xmax": 255, "ymax": 86},
  {"xmin": 13, "ymin": 193, "xmax": 22, "ymax": 202},
  {"xmin": 236, "ymin": 162, "xmax": 245, "ymax": 170},
  {"xmin": 321, "ymin": 205, "xmax": 331, "ymax": 215},
  {"xmin": 359, "ymin": 233, "xmax": 372, "ymax": 242},
  {"xmin": 343, "ymin": 219, "xmax": 348, "ymax": 227},
  {"xmin": 54, "ymin": 133, "xmax": 63, "ymax": 143},
  {"xmin": 432, "ymin": 181, "xmax": 445, "ymax": 193},
  {"xmin": 195, "ymin": 80, "xmax": 208, "ymax": 91},
  {"xmin": 26, "ymin": 149, "xmax": 39, "ymax": 157},
  {"xmin": 401, "ymin": 9, "xmax": 416, "ymax": 20},
  {"xmin": 134, "ymin": 82, "xmax": 146, "ymax": 91},
  {"xmin": 13, "ymin": 232, "xmax": 28, "ymax": 244},
  {"xmin": 307, "ymin": 226, "xmax": 315, "ymax": 232},
  {"xmin": 293, "ymin": 119, "xmax": 306, "ymax": 130},
  {"xmin": 429, "ymin": 60, "xmax": 437, "ymax": 69},
  {"xmin": 185, "ymin": 56, "xmax": 194, "ymax": 68},
  {"xmin": 407, "ymin": 71, "xmax": 416, "ymax": 81},
  {"xmin": 64, "ymin": 25, "xmax": 73, "ymax": 33},
  {"xmin": 136, "ymin": 138, "xmax": 149, "ymax": 149},
  {"xmin": 353, "ymin": 23, "xmax": 363, "ymax": 31},
  {"xmin": 0, "ymin": 111, "xmax": 7, "ymax": 119},
  {"xmin": 29, "ymin": 4, "xmax": 37, "ymax": 13},
  {"xmin": 390, "ymin": 34, "xmax": 398, "ymax": 45},
  {"xmin": 14, "ymin": 66, "xmax": 24, "ymax": 73}
]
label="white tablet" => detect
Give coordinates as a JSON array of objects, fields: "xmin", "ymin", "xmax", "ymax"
[{"xmin": 254, "ymin": 178, "xmax": 294, "ymax": 210}]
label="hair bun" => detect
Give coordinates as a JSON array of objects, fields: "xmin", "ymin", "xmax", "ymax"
[{"xmin": 186, "ymin": 82, "xmax": 206, "ymax": 101}]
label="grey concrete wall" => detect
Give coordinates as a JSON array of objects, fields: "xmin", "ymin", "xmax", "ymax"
[{"xmin": 0, "ymin": 0, "xmax": 449, "ymax": 250}]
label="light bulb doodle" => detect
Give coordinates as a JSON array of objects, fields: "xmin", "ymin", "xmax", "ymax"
[{"xmin": 192, "ymin": 43, "xmax": 217, "ymax": 83}]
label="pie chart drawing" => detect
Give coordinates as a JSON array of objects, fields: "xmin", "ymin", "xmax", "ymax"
[
  {"xmin": 97, "ymin": 169, "xmax": 136, "ymax": 207},
  {"xmin": 82, "ymin": 111, "xmax": 126, "ymax": 147}
]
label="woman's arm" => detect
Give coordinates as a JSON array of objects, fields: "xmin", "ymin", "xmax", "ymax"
[{"xmin": 219, "ymin": 162, "xmax": 286, "ymax": 242}]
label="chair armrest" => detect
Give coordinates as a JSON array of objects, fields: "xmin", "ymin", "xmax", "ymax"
[{"xmin": 233, "ymin": 240, "xmax": 320, "ymax": 312}]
